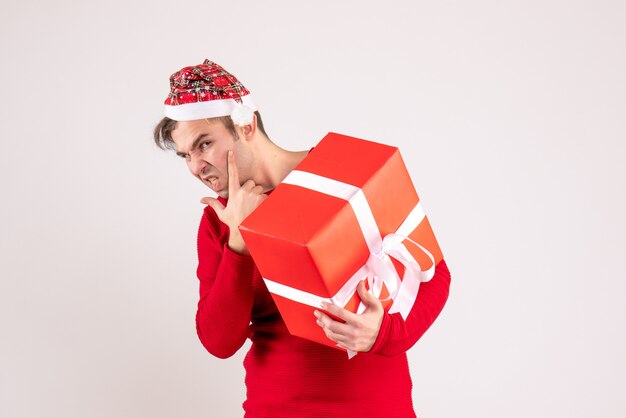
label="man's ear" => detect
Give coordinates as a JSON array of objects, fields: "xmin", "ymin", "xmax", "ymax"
[{"xmin": 241, "ymin": 113, "xmax": 257, "ymax": 140}]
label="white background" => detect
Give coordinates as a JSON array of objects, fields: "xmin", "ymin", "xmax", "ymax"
[{"xmin": 1, "ymin": 1, "xmax": 625, "ymax": 417}]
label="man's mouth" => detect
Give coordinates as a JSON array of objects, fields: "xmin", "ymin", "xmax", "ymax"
[{"xmin": 203, "ymin": 176, "xmax": 221, "ymax": 191}]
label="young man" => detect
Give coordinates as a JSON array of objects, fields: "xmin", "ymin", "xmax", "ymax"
[{"xmin": 154, "ymin": 59, "xmax": 451, "ymax": 417}]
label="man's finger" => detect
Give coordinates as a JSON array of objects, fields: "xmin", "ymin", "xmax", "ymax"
[
  {"xmin": 242, "ymin": 179, "xmax": 256, "ymax": 191},
  {"xmin": 322, "ymin": 327, "xmax": 349, "ymax": 344},
  {"xmin": 314, "ymin": 310, "xmax": 352, "ymax": 336},
  {"xmin": 356, "ymin": 280, "xmax": 376, "ymax": 305},
  {"xmin": 314, "ymin": 311, "xmax": 349, "ymax": 343},
  {"xmin": 320, "ymin": 301, "xmax": 357, "ymax": 324},
  {"xmin": 201, "ymin": 197, "xmax": 225, "ymax": 216},
  {"xmin": 227, "ymin": 150, "xmax": 240, "ymax": 195},
  {"xmin": 357, "ymin": 280, "xmax": 383, "ymax": 312}
]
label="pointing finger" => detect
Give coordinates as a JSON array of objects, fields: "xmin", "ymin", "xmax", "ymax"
[{"xmin": 227, "ymin": 150, "xmax": 240, "ymax": 195}]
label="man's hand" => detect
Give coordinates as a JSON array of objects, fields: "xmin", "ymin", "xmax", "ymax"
[
  {"xmin": 313, "ymin": 280, "xmax": 384, "ymax": 353},
  {"xmin": 201, "ymin": 150, "xmax": 267, "ymax": 254}
]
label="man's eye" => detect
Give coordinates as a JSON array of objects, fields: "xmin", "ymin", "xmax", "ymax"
[{"xmin": 200, "ymin": 141, "xmax": 211, "ymax": 150}]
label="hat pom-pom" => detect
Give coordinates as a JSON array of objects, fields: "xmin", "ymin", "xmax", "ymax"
[{"xmin": 231, "ymin": 103, "xmax": 254, "ymax": 126}]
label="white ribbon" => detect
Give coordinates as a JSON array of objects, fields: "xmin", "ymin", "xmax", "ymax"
[{"xmin": 263, "ymin": 170, "xmax": 436, "ymax": 354}]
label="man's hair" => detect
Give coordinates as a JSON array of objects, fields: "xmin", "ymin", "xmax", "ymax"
[{"xmin": 153, "ymin": 110, "xmax": 268, "ymax": 150}]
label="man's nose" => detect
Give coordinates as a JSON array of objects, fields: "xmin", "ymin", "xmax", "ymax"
[{"xmin": 189, "ymin": 156, "xmax": 208, "ymax": 177}]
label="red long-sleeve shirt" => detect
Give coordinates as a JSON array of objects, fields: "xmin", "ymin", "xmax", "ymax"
[{"xmin": 195, "ymin": 197, "xmax": 451, "ymax": 418}]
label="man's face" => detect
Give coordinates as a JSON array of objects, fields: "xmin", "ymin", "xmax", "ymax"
[{"xmin": 171, "ymin": 118, "xmax": 245, "ymax": 199}]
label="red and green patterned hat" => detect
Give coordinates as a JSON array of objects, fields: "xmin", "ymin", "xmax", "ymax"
[{"xmin": 164, "ymin": 59, "xmax": 258, "ymax": 125}]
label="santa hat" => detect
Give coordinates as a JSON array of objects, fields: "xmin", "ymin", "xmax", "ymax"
[{"xmin": 164, "ymin": 59, "xmax": 258, "ymax": 126}]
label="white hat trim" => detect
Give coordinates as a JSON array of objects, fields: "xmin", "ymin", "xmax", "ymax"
[{"xmin": 164, "ymin": 94, "xmax": 258, "ymax": 122}]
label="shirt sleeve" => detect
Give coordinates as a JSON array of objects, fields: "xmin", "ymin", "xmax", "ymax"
[
  {"xmin": 195, "ymin": 207, "xmax": 258, "ymax": 359},
  {"xmin": 368, "ymin": 259, "xmax": 451, "ymax": 357}
]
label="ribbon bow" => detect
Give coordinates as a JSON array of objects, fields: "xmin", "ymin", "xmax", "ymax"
[{"xmin": 330, "ymin": 232, "xmax": 435, "ymax": 316}]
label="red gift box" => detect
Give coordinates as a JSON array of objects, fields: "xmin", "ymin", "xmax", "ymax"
[{"xmin": 239, "ymin": 132, "xmax": 443, "ymax": 352}]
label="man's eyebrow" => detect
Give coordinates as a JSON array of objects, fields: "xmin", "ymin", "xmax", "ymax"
[{"xmin": 176, "ymin": 133, "xmax": 209, "ymax": 157}]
